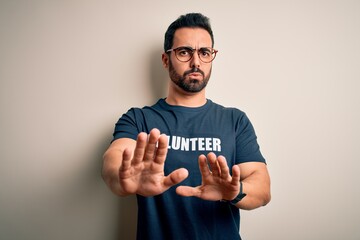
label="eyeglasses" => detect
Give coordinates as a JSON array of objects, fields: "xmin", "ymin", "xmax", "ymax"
[{"xmin": 166, "ymin": 46, "xmax": 218, "ymax": 63}]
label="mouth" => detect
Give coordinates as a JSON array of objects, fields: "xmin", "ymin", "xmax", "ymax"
[
  {"xmin": 187, "ymin": 72, "xmax": 202, "ymax": 77},
  {"xmin": 184, "ymin": 67, "xmax": 205, "ymax": 77}
]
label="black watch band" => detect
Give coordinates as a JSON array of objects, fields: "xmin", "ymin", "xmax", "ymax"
[{"xmin": 229, "ymin": 182, "xmax": 247, "ymax": 205}]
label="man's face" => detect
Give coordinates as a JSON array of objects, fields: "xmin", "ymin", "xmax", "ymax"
[{"xmin": 164, "ymin": 28, "xmax": 213, "ymax": 93}]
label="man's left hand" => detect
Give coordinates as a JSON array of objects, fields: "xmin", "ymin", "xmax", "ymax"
[{"xmin": 176, "ymin": 152, "xmax": 240, "ymax": 201}]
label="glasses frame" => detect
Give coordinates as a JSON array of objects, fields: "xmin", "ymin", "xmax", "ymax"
[{"xmin": 166, "ymin": 46, "xmax": 218, "ymax": 63}]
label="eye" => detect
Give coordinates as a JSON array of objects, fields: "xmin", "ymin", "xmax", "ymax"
[
  {"xmin": 177, "ymin": 47, "xmax": 192, "ymax": 56},
  {"xmin": 199, "ymin": 48, "xmax": 212, "ymax": 58}
]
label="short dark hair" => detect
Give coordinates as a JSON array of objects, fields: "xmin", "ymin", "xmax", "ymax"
[{"xmin": 164, "ymin": 13, "xmax": 214, "ymax": 52}]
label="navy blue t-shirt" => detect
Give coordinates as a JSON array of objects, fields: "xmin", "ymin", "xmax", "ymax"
[{"xmin": 113, "ymin": 98, "xmax": 265, "ymax": 240}]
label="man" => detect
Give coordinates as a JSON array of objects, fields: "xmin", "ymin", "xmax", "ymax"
[{"xmin": 102, "ymin": 13, "xmax": 271, "ymax": 240}]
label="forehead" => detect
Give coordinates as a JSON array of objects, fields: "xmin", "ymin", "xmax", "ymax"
[{"xmin": 172, "ymin": 27, "xmax": 212, "ymax": 48}]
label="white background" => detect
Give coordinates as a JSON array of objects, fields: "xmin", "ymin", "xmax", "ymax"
[{"xmin": 1, "ymin": 0, "xmax": 359, "ymax": 239}]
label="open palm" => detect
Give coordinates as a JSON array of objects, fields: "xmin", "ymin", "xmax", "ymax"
[
  {"xmin": 176, "ymin": 152, "xmax": 240, "ymax": 201},
  {"xmin": 119, "ymin": 129, "xmax": 188, "ymax": 197}
]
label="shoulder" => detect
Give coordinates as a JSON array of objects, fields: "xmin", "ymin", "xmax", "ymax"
[
  {"xmin": 122, "ymin": 99, "xmax": 164, "ymax": 118},
  {"xmin": 208, "ymin": 100, "xmax": 247, "ymax": 118}
]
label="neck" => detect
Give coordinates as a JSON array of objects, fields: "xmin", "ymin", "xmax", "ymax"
[{"xmin": 166, "ymin": 84, "xmax": 207, "ymax": 107}]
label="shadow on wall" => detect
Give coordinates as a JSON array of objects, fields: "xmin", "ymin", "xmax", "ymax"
[
  {"xmin": 148, "ymin": 47, "xmax": 169, "ymax": 102},
  {"xmin": 116, "ymin": 47, "xmax": 169, "ymax": 240},
  {"xmin": 117, "ymin": 196, "xmax": 137, "ymax": 240}
]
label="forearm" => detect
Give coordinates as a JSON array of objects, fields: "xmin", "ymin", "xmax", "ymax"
[
  {"xmin": 102, "ymin": 148, "xmax": 130, "ymax": 197},
  {"xmin": 235, "ymin": 168, "xmax": 271, "ymax": 210}
]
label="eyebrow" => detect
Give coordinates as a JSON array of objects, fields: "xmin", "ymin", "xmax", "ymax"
[
  {"xmin": 176, "ymin": 46, "xmax": 212, "ymax": 50},
  {"xmin": 176, "ymin": 46, "xmax": 195, "ymax": 50}
]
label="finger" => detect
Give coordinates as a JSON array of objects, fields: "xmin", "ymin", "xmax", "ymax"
[
  {"xmin": 132, "ymin": 132, "xmax": 148, "ymax": 164},
  {"xmin": 207, "ymin": 152, "xmax": 220, "ymax": 176},
  {"xmin": 120, "ymin": 148, "xmax": 133, "ymax": 171},
  {"xmin": 217, "ymin": 155, "xmax": 230, "ymax": 179},
  {"xmin": 153, "ymin": 134, "xmax": 168, "ymax": 164},
  {"xmin": 163, "ymin": 168, "xmax": 189, "ymax": 188},
  {"xmin": 231, "ymin": 164, "xmax": 241, "ymax": 185},
  {"xmin": 198, "ymin": 154, "xmax": 212, "ymax": 178},
  {"xmin": 176, "ymin": 186, "xmax": 200, "ymax": 197},
  {"xmin": 143, "ymin": 128, "xmax": 160, "ymax": 162}
]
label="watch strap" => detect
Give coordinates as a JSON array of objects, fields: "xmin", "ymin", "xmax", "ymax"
[{"xmin": 229, "ymin": 181, "xmax": 247, "ymax": 205}]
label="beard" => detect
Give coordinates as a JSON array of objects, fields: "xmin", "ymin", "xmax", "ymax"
[{"xmin": 168, "ymin": 60, "xmax": 211, "ymax": 93}]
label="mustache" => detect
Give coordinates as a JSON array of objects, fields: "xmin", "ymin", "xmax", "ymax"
[{"xmin": 183, "ymin": 67, "xmax": 205, "ymax": 77}]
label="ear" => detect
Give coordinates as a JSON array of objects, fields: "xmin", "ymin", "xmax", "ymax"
[{"xmin": 162, "ymin": 53, "xmax": 169, "ymax": 68}]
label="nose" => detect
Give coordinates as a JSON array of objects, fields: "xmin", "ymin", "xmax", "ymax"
[{"xmin": 190, "ymin": 50, "xmax": 201, "ymax": 68}]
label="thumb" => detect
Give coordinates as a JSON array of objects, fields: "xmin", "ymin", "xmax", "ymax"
[
  {"xmin": 163, "ymin": 168, "xmax": 189, "ymax": 188},
  {"xmin": 176, "ymin": 186, "xmax": 200, "ymax": 197}
]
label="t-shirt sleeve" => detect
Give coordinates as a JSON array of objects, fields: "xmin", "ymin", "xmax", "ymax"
[
  {"xmin": 112, "ymin": 108, "xmax": 141, "ymax": 142},
  {"xmin": 235, "ymin": 112, "xmax": 266, "ymax": 164}
]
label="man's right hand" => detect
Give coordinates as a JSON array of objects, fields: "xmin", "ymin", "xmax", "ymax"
[{"xmin": 118, "ymin": 128, "xmax": 188, "ymax": 196}]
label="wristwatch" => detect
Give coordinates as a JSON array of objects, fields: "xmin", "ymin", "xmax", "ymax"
[{"xmin": 229, "ymin": 181, "xmax": 247, "ymax": 205}]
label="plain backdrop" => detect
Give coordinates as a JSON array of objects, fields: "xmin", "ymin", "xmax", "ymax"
[{"xmin": 1, "ymin": 0, "xmax": 359, "ymax": 239}]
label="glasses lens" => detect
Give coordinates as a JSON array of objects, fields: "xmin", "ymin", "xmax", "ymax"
[
  {"xmin": 175, "ymin": 47, "xmax": 193, "ymax": 62},
  {"xmin": 198, "ymin": 48, "xmax": 216, "ymax": 63}
]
